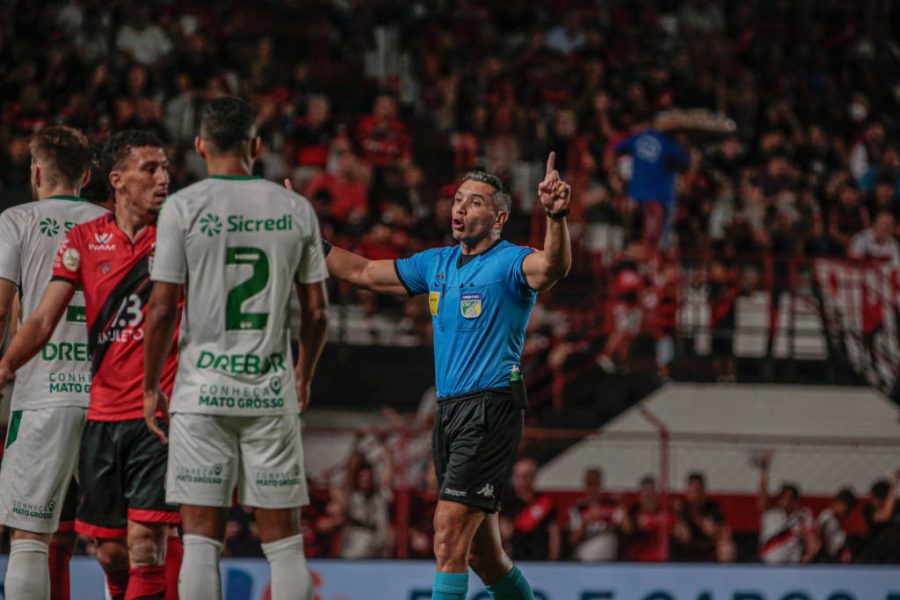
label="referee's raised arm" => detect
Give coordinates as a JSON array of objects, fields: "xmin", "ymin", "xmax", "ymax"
[{"xmin": 522, "ymin": 152, "xmax": 573, "ymax": 291}]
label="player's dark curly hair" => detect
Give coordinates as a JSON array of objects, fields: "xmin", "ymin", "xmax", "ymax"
[
  {"xmin": 29, "ymin": 125, "xmax": 91, "ymax": 188},
  {"xmin": 101, "ymin": 130, "xmax": 164, "ymax": 174},
  {"xmin": 200, "ymin": 96, "xmax": 256, "ymax": 154},
  {"xmin": 461, "ymin": 171, "xmax": 511, "ymax": 213},
  {"xmin": 79, "ymin": 142, "xmax": 112, "ymax": 206}
]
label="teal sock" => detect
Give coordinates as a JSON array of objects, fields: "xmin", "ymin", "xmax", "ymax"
[
  {"xmin": 485, "ymin": 565, "xmax": 534, "ymax": 600},
  {"xmin": 432, "ymin": 571, "xmax": 468, "ymax": 600}
]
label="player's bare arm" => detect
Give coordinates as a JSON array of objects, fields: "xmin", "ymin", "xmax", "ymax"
[
  {"xmin": 0, "ymin": 280, "xmax": 75, "ymax": 392},
  {"xmin": 326, "ymin": 246, "xmax": 409, "ymax": 296},
  {"xmin": 9, "ymin": 292, "xmax": 19, "ymax": 338},
  {"xmin": 522, "ymin": 152, "xmax": 573, "ymax": 291},
  {"xmin": 0, "ymin": 278, "xmax": 15, "ymax": 349},
  {"xmin": 294, "ymin": 280, "xmax": 329, "ymax": 413},
  {"xmin": 143, "ymin": 281, "xmax": 182, "ymax": 444}
]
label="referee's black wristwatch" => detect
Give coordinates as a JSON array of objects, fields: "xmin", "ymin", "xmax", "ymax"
[{"xmin": 546, "ymin": 208, "xmax": 569, "ymax": 220}]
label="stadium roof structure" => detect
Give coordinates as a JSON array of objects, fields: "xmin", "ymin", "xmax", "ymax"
[{"xmin": 537, "ymin": 383, "xmax": 900, "ymax": 496}]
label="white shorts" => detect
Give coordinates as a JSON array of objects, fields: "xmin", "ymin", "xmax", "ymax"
[
  {"xmin": 0, "ymin": 406, "xmax": 86, "ymax": 533},
  {"xmin": 166, "ymin": 413, "xmax": 309, "ymax": 509}
]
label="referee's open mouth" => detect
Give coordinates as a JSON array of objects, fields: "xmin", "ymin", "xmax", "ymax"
[{"xmin": 452, "ymin": 217, "xmax": 465, "ymax": 232}]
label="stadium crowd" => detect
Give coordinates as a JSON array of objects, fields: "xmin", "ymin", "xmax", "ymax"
[
  {"xmin": 1, "ymin": 1, "xmax": 899, "ymax": 376},
  {"xmin": 215, "ymin": 450, "xmax": 900, "ymax": 564},
  {"xmin": 2, "ymin": 1, "xmax": 898, "ymax": 259},
  {"xmin": 0, "ymin": 0, "xmax": 899, "ymax": 565}
]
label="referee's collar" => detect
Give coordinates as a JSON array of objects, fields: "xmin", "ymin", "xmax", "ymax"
[{"xmin": 457, "ymin": 238, "xmax": 503, "ymax": 268}]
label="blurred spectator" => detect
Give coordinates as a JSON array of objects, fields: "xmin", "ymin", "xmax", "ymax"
[
  {"xmin": 407, "ymin": 462, "xmax": 438, "ymax": 559},
  {"xmin": 612, "ymin": 115, "xmax": 689, "ymax": 250},
  {"xmin": 670, "ymin": 473, "xmax": 735, "ymax": 562},
  {"xmin": 707, "ymin": 260, "xmax": 739, "ymax": 382},
  {"xmin": 848, "ymin": 211, "xmax": 900, "ymax": 263},
  {"xmin": 595, "ymin": 244, "xmax": 650, "ymax": 374},
  {"xmin": 567, "ymin": 468, "xmax": 624, "ymax": 562},
  {"xmin": 115, "ymin": 7, "xmax": 172, "ymax": 67},
  {"xmin": 301, "ymin": 484, "xmax": 342, "ymax": 558},
  {"xmin": 860, "ymin": 145, "xmax": 900, "ymax": 195},
  {"xmin": 333, "ymin": 430, "xmax": 395, "ymax": 559},
  {"xmin": 165, "ymin": 73, "xmax": 200, "ymax": 148},
  {"xmin": 500, "ymin": 458, "xmax": 561, "ymax": 561},
  {"xmin": 755, "ymin": 454, "xmax": 820, "ymax": 564},
  {"xmin": 678, "ymin": 0, "xmax": 726, "ymax": 36},
  {"xmin": 621, "ymin": 476, "xmax": 670, "ymax": 562},
  {"xmin": 828, "ymin": 183, "xmax": 869, "ymax": 254},
  {"xmin": 306, "ymin": 138, "xmax": 369, "ymax": 227},
  {"xmin": 292, "ymin": 94, "xmax": 337, "ymax": 170},
  {"xmin": 546, "ymin": 106, "xmax": 595, "ymax": 184},
  {"xmin": 857, "ymin": 470, "xmax": 900, "ymax": 563},
  {"xmin": 545, "ymin": 11, "xmax": 586, "ymax": 56},
  {"xmin": 0, "ymin": 136, "xmax": 33, "ymax": 210},
  {"xmin": 815, "ymin": 488, "xmax": 858, "ymax": 563},
  {"xmin": 356, "ymin": 93, "xmax": 411, "ymax": 169},
  {"xmin": 867, "ymin": 176, "xmax": 900, "ymax": 225},
  {"xmin": 651, "ymin": 259, "xmax": 680, "ymax": 381}
]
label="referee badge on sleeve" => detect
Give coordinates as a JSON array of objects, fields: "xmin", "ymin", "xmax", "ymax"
[
  {"xmin": 429, "ymin": 291, "xmax": 441, "ymax": 316},
  {"xmin": 460, "ymin": 292, "xmax": 482, "ymax": 319}
]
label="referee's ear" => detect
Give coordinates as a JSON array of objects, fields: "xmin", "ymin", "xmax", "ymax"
[
  {"xmin": 493, "ymin": 208, "xmax": 509, "ymax": 232},
  {"xmin": 250, "ymin": 136, "xmax": 261, "ymax": 160}
]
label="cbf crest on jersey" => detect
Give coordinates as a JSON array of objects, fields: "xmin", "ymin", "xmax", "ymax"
[{"xmin": 460, "ymin": 292, "xmax": 482, "ymax": 319}]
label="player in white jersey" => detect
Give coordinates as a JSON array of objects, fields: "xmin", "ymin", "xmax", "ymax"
[
  {"xmin": 0, "ymin": 126, "xmax": 108, "ymax": 600},
  {"xmin": 143, "ymin": 96, "xmax": 329, "ymax": 600}
]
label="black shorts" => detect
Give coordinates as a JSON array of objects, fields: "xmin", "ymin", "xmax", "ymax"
[
  {"xmin": 76, "ymin": 419, "xmax": 179, "ymax": 538},
  {"xmin": 433, "ymin": 389, "xmax": 523, "ymax": 513},
  {"xmin": 58, "ymin": 478, "xmax": 78, "ymax": 530}
]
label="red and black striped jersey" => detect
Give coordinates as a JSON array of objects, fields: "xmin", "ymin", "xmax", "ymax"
[{"xmin": 52, "ymin": 213, "xmax": 179, "ymax": 421}]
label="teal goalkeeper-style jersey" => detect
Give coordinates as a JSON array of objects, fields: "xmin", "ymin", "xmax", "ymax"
[{"xmin": 394, "ymin": 240, "xmax": 537, "ymax": 398}]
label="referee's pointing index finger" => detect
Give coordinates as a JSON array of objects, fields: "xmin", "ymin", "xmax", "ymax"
[{"xmin": 546, "ymin": 152, "xmax": 556, "ymax": 177}]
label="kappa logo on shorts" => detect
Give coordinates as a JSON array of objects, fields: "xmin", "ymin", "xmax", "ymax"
[
  {"xmin": 476, "ymin": 483, "xmax": 495, "ymax": 499},
  {"xmin": 460, "ymin": 292, "xmax": 482, "ymax": 319}
]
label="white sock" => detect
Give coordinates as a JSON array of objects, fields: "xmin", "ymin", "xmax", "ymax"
[
  {"xmin": 261, "ymin": 533, "xmax": 313, "ymax": 600},
  {"xmin": 7, "ymin": 539, "xmax": 50, "ymax": 600},
  {"xmin": 179, "ymin": 534, "xmax": 223, "ymax": 600}
]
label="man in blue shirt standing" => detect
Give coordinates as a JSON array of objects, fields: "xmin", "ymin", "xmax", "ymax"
[
  {"xmin": 615, "ymin": 116, "xmax": 689, "ymax": 250},
  {"xmin": 318, "ymin": 153, "xmax": 571, "ymax": 600}
]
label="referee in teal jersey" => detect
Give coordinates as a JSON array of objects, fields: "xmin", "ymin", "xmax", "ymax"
[{"xmin": 304, "ymin": 153, "xmax": 571, "ymax": 600}]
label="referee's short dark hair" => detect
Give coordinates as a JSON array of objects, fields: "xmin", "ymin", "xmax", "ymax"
[
  {"xmin": 102, "ymin": 130, "xmax": 164, "ymax": 174},
  {"xmin": 29, "ymin": 125, "xmax": 91, "ymax": 188},
  {"xmin": 461, "ymin": 171, "xmax": 511, "ymax": 213},
  {"xmin": 200, "ymin": 96, "xmax": 257, "ymax": 154}
]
